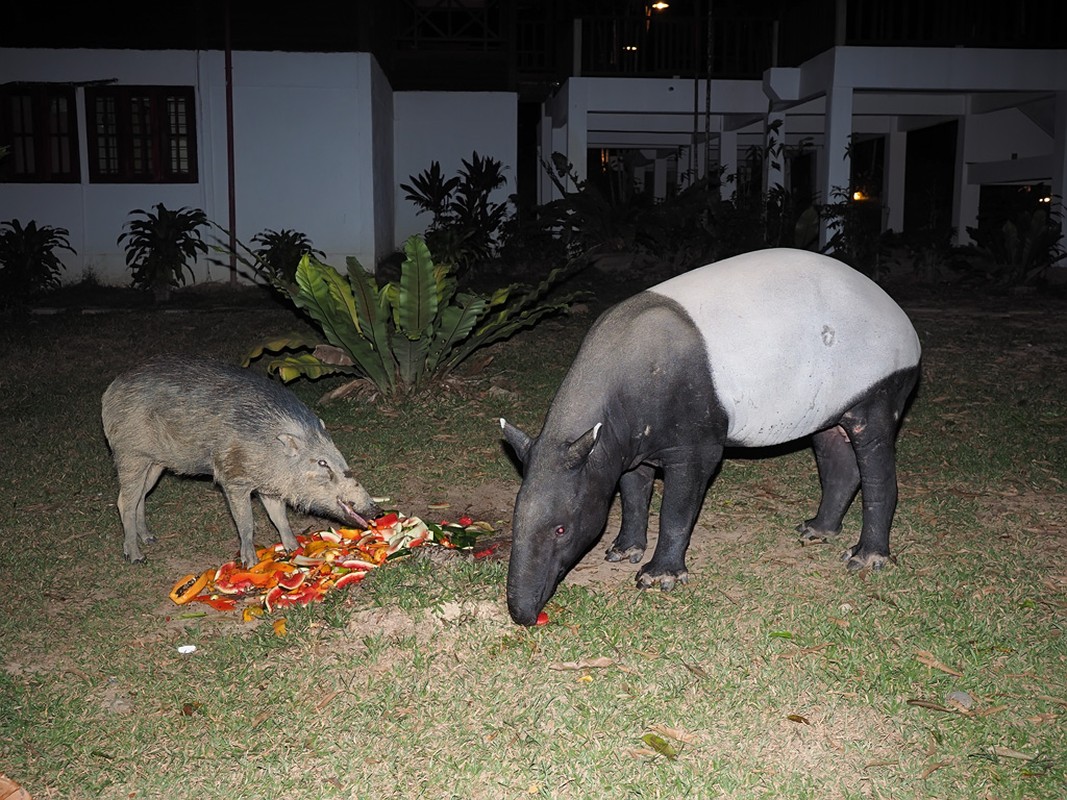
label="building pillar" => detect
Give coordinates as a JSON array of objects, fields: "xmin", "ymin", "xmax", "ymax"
[
  {"xmin": 566, "ymin": 80, "xmax": 589, "ymax": 191},
  {"xmin": 883, "ymin": 124, "xmax": 907, "ymax": 233},
  {"xmin": 764, "ymin": 112, "xmax": 786, "ymax": 191},
  {"xmin": 653, "ymin": 152, "xmax": 668, "ymax": 200},
  {"xmin": 1052, "ymin": 91, "xmax": 1067, "ymax": 246},
  {"xmin": 719, "ymin": 129, "xmax": 737, "ymax": 200},
  {"xmin": 821, "ymin": 83, "xmax": 853, "ymax": 247},
  {"xmin": 953, "ymin": 111, "xmax": 980, "ymax": 245}
]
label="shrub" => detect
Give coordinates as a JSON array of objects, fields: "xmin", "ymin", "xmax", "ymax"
[
  {"xmin": 0, "ymin": 219, "xmax": 76, "ymax": 307},
  {"xmin": 117, "ymin": 204, "xmax": 208, "ymax": 302},
  {"xmin": 250, "ymin": 228, "xmax": 325, "ymax": 285},
  {"xmin": 965, "ymin": 204, "xmax": 1065, "ymax": 287},
  {"xmin": 246, "ymin": 234, "xmax": 585, "ymax": 398},
  {"xmin": 401, "ymin": 152, "xmax": 509, "ymax": 278}
]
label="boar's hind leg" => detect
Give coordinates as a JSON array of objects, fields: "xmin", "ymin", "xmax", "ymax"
[
  {"xmin": 259, "ymin": 494, "xmax": 300, "ymax": 552},
  {"xmin": 606, "ymin": 463, "xmax": 655, "ymax": 564},
  {"xmin": 220, "ymin": 484, "xmax": 260, "ymax": 568},
  {"xmin": 797, "ymin": 426, "xmax": 860, "ymax": 542},
  {"xmin": 116, "ymin": 459, "xmax": 164, "ymax": 563}
]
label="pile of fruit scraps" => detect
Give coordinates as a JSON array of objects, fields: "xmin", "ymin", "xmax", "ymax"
[{"xmin": 168, "ymin": 512, "xmax": 490, "ymax": 620}]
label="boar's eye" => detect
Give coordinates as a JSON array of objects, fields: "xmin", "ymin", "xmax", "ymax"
[
  {"xmin": 554, "ymin": 525, "xmax": 566, "ymax": 537},
  {"xmin": 317, "ymin": 459, "xmax": 335, "ymax": 477}
]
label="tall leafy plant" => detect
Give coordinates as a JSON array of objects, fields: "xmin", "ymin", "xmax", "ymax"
[
  {"xmin": 966, "ymin": 204, "xmax": 1065, "ymax": 287},
  {"xmin": 0, "ymin": 219, "xmax": 76, "ymax": 307},
  {"xmin": 401, "ymin": 152, "xmax": 509, "ymax": 276},
  {"xmin": 246, "ymin": 234, "xmax": 584, "ymax": 397},
  {"xmin": 117, "ymin": 204, "xmax": 208, "ymax": 301},
  {"xmin": 250, "ymin": 228, "xmax": 325, "ymax": 285}
]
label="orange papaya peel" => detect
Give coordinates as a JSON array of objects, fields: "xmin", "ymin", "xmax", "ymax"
[{"xmin": 169, "ymin": 570, "xmax": 212, "ymax": 605}]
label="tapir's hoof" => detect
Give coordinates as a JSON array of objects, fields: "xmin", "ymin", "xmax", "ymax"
[
  {"xmin": 842, "ymin": 548, "xmax": 892, "ymax": 571},
  {"xmin": 796, "ymin": 521, "xmax": 841, "ymax": 543},
  {"xmin": 636, "ymin": 568, "xmax": 689, "ymax": 592},
  {"xmin": 605, "ymin": 545, "xmax": 644, "ymax": 564}
]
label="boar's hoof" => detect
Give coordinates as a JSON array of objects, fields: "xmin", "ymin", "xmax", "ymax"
[
  {"xmin": 123, "ymin": 552, "xmax": 148, "ymax": 565},
  {"xmin": 636, "ymin": 568, "xmax": 689, "ymax": 592},
  {"xmin": 605, "ymin": 545, "xmax": 644, "ymax": 564},
  {"xmin": 842, "ymin": 548, "xmax": 892, "ymax": 572},
  {"xmin": 795, "ymin": 521, "xmax": 841, "ymax": 543}
]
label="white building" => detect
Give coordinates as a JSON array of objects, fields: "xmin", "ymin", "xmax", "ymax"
[{"xmin": 2, "ymin": 1, "xmax": 1065, "ymax": 285}]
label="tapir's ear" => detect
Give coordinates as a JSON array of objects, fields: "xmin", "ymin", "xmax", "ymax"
[
  {"xmin": 500, "ymin": 418, "xmax": 532, "ymax": 464},
  {"xmin": 564, "ymin": 423, "xmax": 602, "ymax": 469}
]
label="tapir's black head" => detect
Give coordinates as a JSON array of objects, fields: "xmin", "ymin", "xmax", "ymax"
[{"xmin": 501, "ymin": 418, "xmax": 615, "ymax": 626}]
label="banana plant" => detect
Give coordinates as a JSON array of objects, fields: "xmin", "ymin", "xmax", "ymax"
[{"xmin": 246, "ymin": 234, "xmax": 584, "ymax": 397}]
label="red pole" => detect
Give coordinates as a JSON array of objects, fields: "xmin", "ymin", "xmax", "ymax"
[{"xmin": 225, "ymin": 0, "xmax": 237, "ymax": 285}]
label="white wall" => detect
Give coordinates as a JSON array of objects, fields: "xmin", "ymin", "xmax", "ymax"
[
  {"xmin": 392, "ymin": 91, "xmax": 518, "ymax": 250},
  {"xmin": 209, "ymin": 51, "xmax": 386, "ymax": 274},
  {"xmin": 0, "ymin": 48, "xmax": 401, "ymax": 284}
]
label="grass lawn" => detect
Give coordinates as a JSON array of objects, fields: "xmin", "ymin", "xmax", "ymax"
[{"xmin": 1, "ymin": 273, "xmax": 1065, "ymax": 799}]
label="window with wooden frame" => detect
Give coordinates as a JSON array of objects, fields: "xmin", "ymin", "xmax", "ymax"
[
  {"xmin": 85, "ymin": 85, "xmax": 197, "ymax": 183},
  {"xmin": 0, "ymin": 83, "xmax": 80, "ymax": 183}
]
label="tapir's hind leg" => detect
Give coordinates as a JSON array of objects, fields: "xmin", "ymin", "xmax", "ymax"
[
  {"xmin": 838, "ymin": 369, "xmax": 919, "ymax": 571},
  {"xmin": 606, "ymin": 463, "xmax": 655, "ymax": 564},
  {"xmin": 797, "ymin": 426, "xmax": 860, "ymax": 541}
]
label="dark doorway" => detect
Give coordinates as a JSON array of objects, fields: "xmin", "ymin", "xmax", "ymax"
[{"xmin": 903, "ymin": 120, "xmax": 957, "ymax": 232}]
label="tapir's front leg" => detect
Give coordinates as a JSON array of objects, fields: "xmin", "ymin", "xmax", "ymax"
[
  {"xmin": 606, "ymin": 463, "xmax": 655, "ymax": 564},
  {"xmin": 637, "ymin": 449, "xmax": 721, "ymax": 591}
]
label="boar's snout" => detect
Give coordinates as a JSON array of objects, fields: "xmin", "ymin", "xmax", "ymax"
[{"xmin": 338, "ymin": 495, "xmax": 383, "ymax": 529}]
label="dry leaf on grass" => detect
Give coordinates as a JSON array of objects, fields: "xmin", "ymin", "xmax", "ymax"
[
  {"xmin": 648, "ymin": 723, "xmax": 702, "ymax": 745},
  {"xmin": 548, "ymin": 657, "xmax": 614, "ymax": 671},
  {"xmin": 0, "ymin": 774, "xmax": 31, "ymax": 800},
  {"xmin": 907, "ymin": 698, "xmax": 973, "ymax": 717},
  {"xmin": 640, "ymin": 732, "xmax": 679, "ymax": 760},
  {"xmin": 915, "ymin": 649, "xmax": 963, "ymax": 677}
]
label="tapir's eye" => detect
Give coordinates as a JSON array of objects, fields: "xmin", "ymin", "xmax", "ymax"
[{"xmin": 554, "ymin": 525, "xmax": 566, "ymax": 537}]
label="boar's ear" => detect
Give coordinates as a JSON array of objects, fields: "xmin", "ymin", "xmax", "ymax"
[
  {"xmin": 500, "ymin": 418, "xmax": 532, "ymax": 464},
  {"xmin": 564, "ymin": 423, "xmax": 602, "ymax": 469},
  {"xmin": 276, "ymin": 432, "xmax": 304, "ymax": 456}
]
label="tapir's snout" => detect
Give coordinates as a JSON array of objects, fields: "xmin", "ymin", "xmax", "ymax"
[
  {"xmin": 507, "ymin": 599, "xmax": 540, "ymax": 627},
  {"xmin": 507, "ymin": 557, "xmax": 567, "ymax": 626}
]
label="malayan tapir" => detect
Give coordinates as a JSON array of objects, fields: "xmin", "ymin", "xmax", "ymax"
[{"xmin": 500, "ymin": 248, "xmax": 921, "ymax": 626}]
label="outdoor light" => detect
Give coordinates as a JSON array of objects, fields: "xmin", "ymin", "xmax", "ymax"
[
  {"xmin": 624, "ymin": 45, "xmax": 638, "ymax": 52},
  {"xmin": 652, "ymin": 1, "xmax": 670, "ymax": 9},
  {"xmin": 852, "ymin": 190, "xmax": 867, "ymax": 201}
]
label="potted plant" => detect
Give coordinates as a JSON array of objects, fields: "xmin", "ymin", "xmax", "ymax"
[{"xmin": 117, "ymin": 204, "xmax": 208, "ymax": 302}]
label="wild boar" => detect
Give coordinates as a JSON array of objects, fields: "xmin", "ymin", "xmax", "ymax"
[{"xmin": 101, "ymin": 355, "xmax": 381, "ymax": 567}]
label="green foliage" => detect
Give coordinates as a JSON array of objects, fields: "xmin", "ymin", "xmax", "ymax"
[
  {"xmin": 246, "ymin": 234, "xmax": 584, "ymax": 396},
  {"xmin": 817, "ymin": 186, "xmax": 887, "ymax": 275},
  {"xmin": 965, "ymin": 204, "xmax": 1066, "ymax": 287},
  {"xmin": 117, "ymin": 203, "xmax": 209, "ymax": 301},
  {"xmin": 249, "ymin": 228, "xmax": 325, "ymax": 285},
  {"xmin": 401, "ymin": 152, "xmax": 509, "ymax": 277},
  {"xmin": 0, "ymin": 219, "xmax": 76, "ymax": 307}
]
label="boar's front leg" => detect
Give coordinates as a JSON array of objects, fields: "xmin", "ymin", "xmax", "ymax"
[
  {"xmin": 605, "ymin": 463, "xmax": 655, "ymax": 564},
  {"xmin": 259, "ymin": 494, "xmax": 301, "ymax": 552},
  {"xmin": 220, "ymin": 483, "xmax": 260, "ymax": 568}
]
